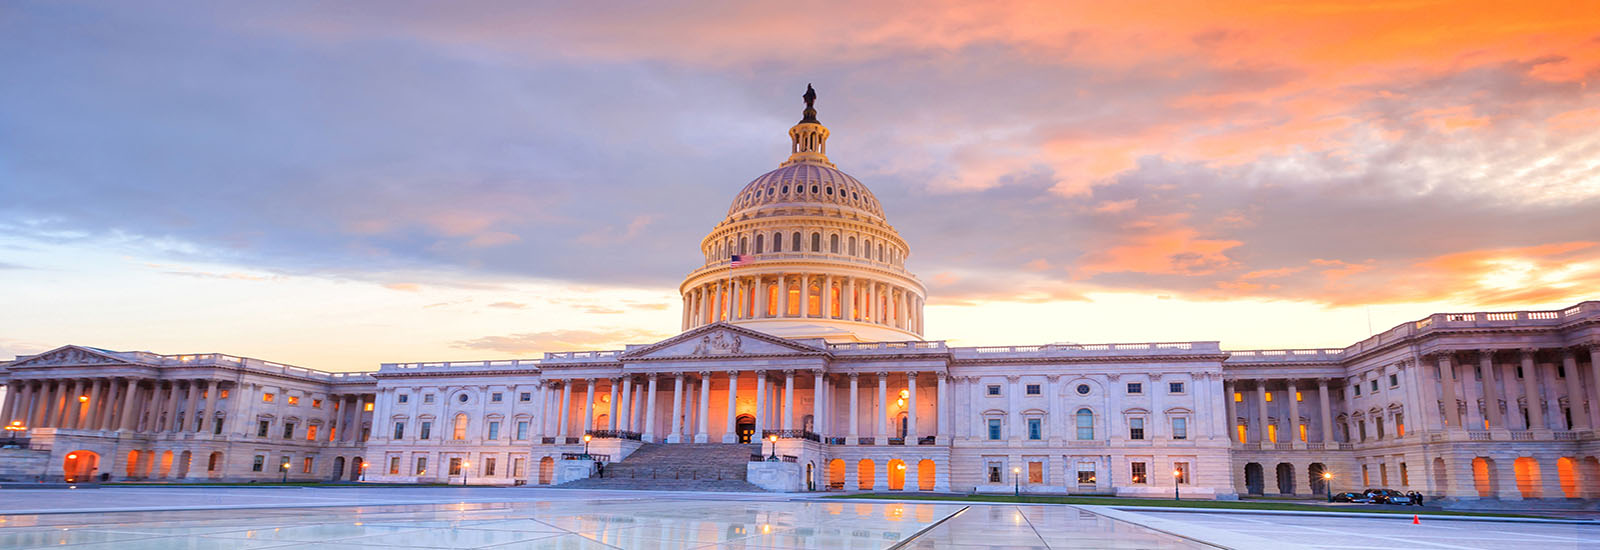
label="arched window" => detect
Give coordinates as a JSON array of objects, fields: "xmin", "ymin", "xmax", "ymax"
[
  {"xmin": 792, "ymin": 232, "xmax": 802, "ymax": 251},
  {"xmin": 877, "ymin": 244, "xmax": 885, "ymax": 262},
  {"xmin": 863, "ymin": 239, "xmax": 872, "ymax": 258},
  {"xmin": 755, "ymin": 234, "xmax": 765, "ymax": 254},
  {"xmin": 849, "ymin": 236, "xmax": 857, "ymax": 256},
  {"xmin": 1076, "ymin": 409, "xmax": 1094, "ymax": 440},
  {"xmin": 773, "ymin": 232, "xmax": 783, "ymax": 252},
  {"xmin": 453, "ymin": 413, "xmax": 468, "ymax": 441},
  {"xmin": 830, "ymin": 234, "xmax": 839, "ymax": 253},
  {"xmin": 739, "ymin": 237, "xmax": 747, "ymax": 255},
  {"xmin": 810, "ymin": 233, "xmax": 821, "ymax": 252},
  {"xmin": 713, "ymin": 242, "xmax": 722, "ymax": 260}
]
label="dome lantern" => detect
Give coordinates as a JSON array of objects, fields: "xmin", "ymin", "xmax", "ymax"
[{"xmin": 781, "ymin": 84, "xmax": 834, "ymax": 168}]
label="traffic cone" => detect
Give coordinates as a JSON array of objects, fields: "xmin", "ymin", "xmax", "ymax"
[{"xmin": 1412, "ymin": 515, "xmax": 1420, "ymax": 525}]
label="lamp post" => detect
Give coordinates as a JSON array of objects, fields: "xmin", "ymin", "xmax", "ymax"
[
  {"xmin": 1323, "ymin": 471, "xmax": 1333, "ymax": 502},
  {"xmin": 360, "ymin": 462, "xmax": 367, "ymax": 482},
  {"xmin": 767, "ymin": 434, "xmax": 779, "ymax": 461},
  {"xmin": 582, "ymin": 434, "xmax": 593, "ymax": 459},
  {"xmin": 1174, "ymin": 469, "xmax": 1183, "ymax": 501},
  {"xmin": 5, "ymin": 420, "xmax": 24, "ymax": 444},
  {"xmin": 281, "ymin": 461, "xmax": 290, "ymax": 483},
  {"xmin": 461, "ymin": 460, "xmax": 470, "ymax": 486},
  {"xmin": 1012, "ymin": 467, "xmax": 1020, "ymax": 498}
]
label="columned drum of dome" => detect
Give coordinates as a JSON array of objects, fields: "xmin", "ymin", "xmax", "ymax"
[{"xmin": 680, "ymin": 85, "xmax": 926, "ymax": 342}]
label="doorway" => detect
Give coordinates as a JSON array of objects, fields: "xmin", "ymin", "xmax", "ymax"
[{"xmin": 736, "ymin": 415, "xmax": 756, "ymax": 443}]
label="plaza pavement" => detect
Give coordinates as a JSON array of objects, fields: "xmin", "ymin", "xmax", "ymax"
[{"xmin": 0, "ymin": 486, "xmax": 1597, "ymax": 549}]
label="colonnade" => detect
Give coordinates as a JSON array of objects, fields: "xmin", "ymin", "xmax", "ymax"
[
  {"xmin": 1224, "ymin": 378, "xmax": 1343, "ymax": 447},
  {"xmin": 1423, "ymin": 347, "xmax": 1600, "ymax": 433},
  {"xmin": 682, "ymin": 273, "xmax": 923, "ymax": 334},
  {"xmin": 532, "ymin": 370, "xmax": 950, "ymax": 445}
]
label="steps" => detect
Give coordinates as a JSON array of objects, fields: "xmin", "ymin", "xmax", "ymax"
[{"xmin": 557, "ymin": 443, "xmax": 765, "ymax": 492}]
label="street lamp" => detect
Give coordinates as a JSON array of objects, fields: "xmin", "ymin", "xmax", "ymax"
[
  {"xmin": 281, "ymin": 461, "xmax": 290, "ymax": 483},
  {"xmin": 1323, "ymin": 471, "xmax": 1334, "ymax": 502},
  {"xmin": 582, "ymin": 434, "xmax": 593, "ymax": 459},
  {"xmin": 1173, "ymin": 469, "xmax": 1183, "ymax": 501},
  {"xmin": 1012, "ymin": 467, "xmax": 1021, "ymax": 498},
  {"xmin": 461, "ymin": 460, "xmax": 470, "ymax": 486},
  {"xmin": 4, "ymin": 420, "xmax": 24, "ymax": 444},
  {"xmin": 767, "ymin": 434, "xmax": 779, "ymax": 461},
  {"xmin": 359, "ymin": 462, "xmax": 368, "ymax": 482}
]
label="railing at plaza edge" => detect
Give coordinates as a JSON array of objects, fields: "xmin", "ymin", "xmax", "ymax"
[
  {"xmin": 763, "ymin": 429, "xmax": 820, "ymax": 442},
  {"xmin": 585, "ymin": 430, "xmax": 642, "ymax": 441}
]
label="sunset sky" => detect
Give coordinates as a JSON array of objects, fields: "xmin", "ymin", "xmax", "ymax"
[{"xmin": 3, "ymin": 1, "xmax": 1598, "ymax": 372}]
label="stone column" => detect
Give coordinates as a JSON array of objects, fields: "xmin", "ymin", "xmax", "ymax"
[
  {"xmin": 202, "ymin": 380, "xmax": 221, "ymax": 434},
  {"xmin": 556, "ymin": 381, "xmax": 572, "ymax": 439},
  {"xmin": 936, "ymin": 373, "xmax": 950, "ymax": 444},
  {"xmin": 1501, "ymin": 363, "xmax": 1525, "ymax": 429},
  {"xmin": 1318, "ymin": 379, "xmax": 1333, "ymax": 443},
  {"xmin": 1542, "ymin": 361, "xmax": 1564, "ymax": 429},
  {"xmin": 1255, "ymin": 382, "xmax": 1270, "ymax": 443},
  {"xmin": 1460, "ymin": 356, "xmax": 1484, "ymax": 430},
  {"xmin": 844, "ymin": 277, "xmax": 855, "ymax": 320},
  {"xmin": 84, "ymin": 379, "xmax": 106, "ymax": 430},
  {"xmin": 603, "ymin": 378, "xmax": 617, "ymax": 431},
  {"xmin": 167, "ymin": 381, "xmax": 188, "ymax": 433},
  {"xmin": 695, "ymin": 372, "xmax": 712, "ymax": 443},
  {"xmin": 812, "ymin": 371, "xmax": 825, "ymax": 435},
  {"xmin": 1287, "ymin": 380, "xmax": 1302, "ymax": 447},
  {"xmin": 798, "ymin": 274, "xmax": 810, "ymax": 318},
  {"xmin": 710, "ymin": 280, "xmax": 723, "ymax": 323},
  {"xmin": 0, "ymin": 381, "xmax": 19, "ymax": 425},
  {"xmin": 617, "ymin": 377, "xmax": 632, "ymax": 432},
  {"xmin": 643, "ymin": 374, "xmax": 659, "ymax": 442},
  {"xmin": 1561, "ymin": 350, "xmax": 1586, "ymax": 429},
  {"xmin": 1588, "ymin": 344, "xmax": 1600, "ymax": 429},
  {"xmin": 57, "ymin": 379, "xmax": 79, "ymax": 429},
  {"xmin": 1480, "ymin": 351, "xmax": 1502, "ymax": 429},
  {"xmin": 7, "ymin": 382, "xmax": 30, "ymax": 427},
  {"xmin": 581, "ymin": 378, "xmax": 597, "ymax": 434},
  {"xmin": 820, "ymin": 275, "xmax": 832, "ymax": 319},
  {"xmin": 1439, "ymin": 354, "xmax": 1461, "ymax": 429},
  {"xmin": 1223, "ymin": 380, "xmax": 1238, "ymax": 442},
  {"xmin": 753, "ymin": 370, "xmax": 767, "ymax": 434},
  {"xmin": 906, "ymin": 372, "xmax": 919, "ymax": 440},
  {"xmin": 876, "ymin": 373, "xmax": 888, "ymax": 441},
  {"xmin": 778, "ymin": 275, "xmax": 790, "ymax": 317},
  {"xmin": 101, "ymin": 379, "xmax": 123, "ymax": 430},
  {"xmin": 1521, "ymin": 350, "xmax": 1545, "ymax": 430},
  {"xmin": 723, "ymin": 371, "xmax": 740, "ymax": 443},
  {"xmin": 782, "ymin": 370, "xmax": 795, "ymax": 430},
  {"xmin": 667, "ymin": 373, "xmax": 685, "ymax": 443},
  {"xmin": 187, "ymin": 379, "xmax": 206, "ymax": 432},
  {"xmin": 848, "ymin": 373, "xmax": 860, "ymax": 444}
]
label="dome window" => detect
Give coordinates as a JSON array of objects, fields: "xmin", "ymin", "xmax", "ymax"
[
  {"xmin": 826, "ymin": 187, "xmax": 833, "ymax": 195},
  {"xmin": 782, "ymin": 185, "xmax": 789, "ymax": 194},
  {"xmin": 811, "ymin": 185, "xmax": 819, "ymax": 194},
  {"xmin": 853, "ymin": 192, "xmax": 859, "ymax": 200}
]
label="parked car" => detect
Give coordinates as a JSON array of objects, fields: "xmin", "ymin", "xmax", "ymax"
[
  {"xmin": 1374, "ymin": 489, "xmax": 1411, "ymax": 505},
  {"xmin": 1331, "ymin": 492, "xmax": 1371, "ymax": 503}
]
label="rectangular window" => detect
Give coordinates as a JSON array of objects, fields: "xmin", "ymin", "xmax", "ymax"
[
  {"xmin": 1362, "ymin": 464, "xmax": 1370, "ymax": 486},
  {"xmin": 484, "ymin": 457, "xmax": 496, "ymax": 476},
  {"xmin": 393, "ymin": 422, "xmax": 405, "ymax": 440},
  {"xmin": 423, "ymin": 394, "xmax": 435, "ymax": 404},
  {"xmin": 262, "ymin": 393, "xmax": 275, "ymax": 403},
  {"xmin": 1127, "ymin": 382, "xmax": 1142, "ymax": 394},
  {"xmin": 1025, "ymin": 384, "xmax": 1040, "ymax": 395},
  {"xmin": 1354, "ymin": 384, "xmax": 1361, "ymax": 396},
  {"xmin": 491, "ymin": 392, "xmax": 503, "ymax": 403},
  {"xmin": 1400, "ymin": 463, "xmax": 1409, "ymax": 486},
  {"xmin": 1172, "ymin": 417, "xmax": 1187, "ymax": 440},
  {"xmin": 389, "ymin": 456, "xmax": 400, "ymax": 475},
  {"xmin": 1131, "ymin": 462, "xmax": 1148, "ymax": 484},
  {"xmin": 1129, "ymin": 417, "xmax": 1145, "ymax": 440},
  {"xmin": 1028, "ymin": 461, "xmax": 1043, "ymax": 484},
  {"xmin": 287, "ymin": 396, "xmax": 300, "ymax": 406},
  {"xmin": 1265, "ymin": 391, "xmax": 1274, "ymax": 402},
  {"xmin": 987, "ymin": 419, "xmax": 1002, "ymax": 440},
  {"xmin": 988, "ymin": 465, "xmax": 1001, "ymax": 483},
  {"xmin": 1027, "ymin": 418, "xmax": 1041, "ymax": 440},
  {"xmin": 279, "ymin": 455, "xmax": 290, "ymax": 473},
  {"xmin": 1358, "ymin": 420, "xmax": 1367, "ymax": 441},
  {"xmin": 416, "ymin": 457, "xmax": 427, "ymax": 476},
  {"xmin": 1299, "ymin": 423, "xmax": 1307, "ymax": 442},
  {"xmin": 1295, "ymin": 391, "xmax": 1303, "ymax": 402},
  {"xmin": 1237, "ymin": 424, "xmax": 1248, "ymax": 443},
  {"xmin": 1267, "ymin": 423, "xmax": 1277, "ymax": 443},
  {"xmin": 519, "ymin": 392, "xmax": 532, "ymax": 402},
  {"xmin": 1233, "ymin": 392, "xmax": 1243, "ymax": 402},
  {"xmin": 1370, "ymin": 380, "xmax": 1378, "ymax": 393},
  {"xmin": 1077, "ymin": 463, "xmax": 1096, "ymax": 485},
  {"xmin": 305, "ymin": 425, "xmax": 318, "ymax": 441},
  {"xmin": 1389, "ymin": 374, "xmax": 1399, "ymax": 387},
  {"xmin": 397, "ymin": 394, "xmax": 409, "ymax": 404},
  {"xmin": 252, "ymin": 455, "xmax": 265, "ymax": 472},
  {"xmin": 282, "ymin": 422, "xmax": 295, "ymax": 439},
  {"xmin": 420, "ymin": 421, "xmax": 432, "ymax": 440},
  {"xmin": 1175, "ymin": 462, "xmax": 1190, "ymax": 484},
  {"xmin": 364, "ymin": 402, "xmax": 374, "ymax": 411},
  {"xmin": 1396, "ymin": 413, "xmax": 1405, "ymax": 437},
  {"xmin": 516, "ymin": 421, "xmax": 529, "ymax": 441},
  {"xmin": 302, "ymin": 457, "xmax": 313, "ymax": 474},
  {"xmin": 220, "ymin": 389, "xmax": 229, "ymax": 399},
  {"xmin": 1077, "ymin": 413, "xmax": 1094, "ymax": 440},
  {"xmin": 448, "ymin": 457, "xmax": 462, "ymax": 476},
  {"xmin": 1168, "ymin": 382, "xmax": 1184, "ymax": 394},
  {"xmin": 213, "ymin": 419, "xmax": 224, "ymax": 435},
  {"xmin": 986, "ymin": 385, "xmax": 1001, "ymax": 396},
  {"xmin": 513, "ymin": 457, "xmax": 526, "ymax": 477},
  {"xmin": 487, "ymin": 421, "xmax": 500, "ymax": 441},
  {"xmin": 257, "ymin": 420, "xmax": 270, "ymax": 437},
  {"xmin": 312, "ymin": 399, "xmax": 323, "ymax": 409}
]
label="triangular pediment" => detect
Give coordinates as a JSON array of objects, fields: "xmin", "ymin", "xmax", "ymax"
[
  {"xmin": 8, "ymin": 345, "xmax": 136, "ymax": 367},
  {"xmin": 621, "ymin": 323, "xmax": 825, "ymax": 360}
]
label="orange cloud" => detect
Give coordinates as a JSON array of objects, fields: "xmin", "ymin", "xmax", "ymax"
[{"xmin": 1078, "ymin": 214, "xmax": 1242, "ymax": 277}]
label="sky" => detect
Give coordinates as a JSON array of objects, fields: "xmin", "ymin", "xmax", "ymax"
[{"xmin": 2, "ymin": 1, "xmax": 1598, "ymax": 372}]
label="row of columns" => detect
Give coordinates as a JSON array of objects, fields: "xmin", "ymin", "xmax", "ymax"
[
  {"xmin": 1, "ymin": 378, "xmax": 226, "ymax": 434},
  {"xmin": 1427, "ymin": 347, "xmax": 1600, "ymax": 432},
  {"xmin": 1224, "ymin": 378, "xmax": 1340, "ymax": 445},
  {"xmin": 682, "ymin": 273, "xmax": 924, "ymax": 334},
  {"xmin": 533, "ymin": 370, "xmax": 949, "ymax": 444}
]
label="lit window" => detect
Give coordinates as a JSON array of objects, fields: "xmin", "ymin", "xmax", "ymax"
[
  {"xmin": 287, "ymin": 396, "xmax": 300, "ymax": 406},
  {"xmin": 1265, "ymin": 392, "xmax": 1274, "ymax": 402},
  {"xmin": 1295, "ymin": 391, "xmax": 1303, "ymax": 402},
  {"xmin": 302, "ymin": 457, "xmax": 313, "ymax": 473},
  {"xmin": 1028, "ymin": 461, "xmax": 1043, "ymax": 484},
  {"xmin": 1130, "ymin": 462, "xmax": 1147, "ymax": 484},
  {"xmin": 305, "ymin": 425, "xmax": 318, "ymax": 441},
  {"xmin": 312, "ymin": 399, "xmax": 322, "ymax": 409},
  {"xmin": 448, "ymin": 458, "xmax": 462, "ymax": 476},
  {"xmin": 1077, "ymin": 463, "xmax": 1096, "ymax": 485},
  {"xmin": 1233, "ymin": 392, "xmax": 1243, "ymax": 402},
  {"xmin": 262, "ymin": 393, "xmax": 275, "ymax": 403},
  {"xmin": 1267, "ymin": 423, "xmax": 1277, "ymax": 442},
  {"xmin": 363, "ymin": 402, "xmax": 373, "ymax": 411},
  {"xmin": 1299, "ymin": 423, "xmax": 1307, "ymax": 442},
  {"xmin": 416, "ymin": 457, "xmax": 427, "ymax": 476},
  {"xmin": 388, "ymin": 456, "xmax": 400, "ymax": 475},
  {"xmin": 1175, "ymin": 462, "xmax": 1190, "ymax": 484},
  {"xmin": 453, "ymin": 414, "xmax": 468, "ymax": 440},
  {"xmin": 219, "ymin": 389, "xmax": 229, "ymax": 399}
]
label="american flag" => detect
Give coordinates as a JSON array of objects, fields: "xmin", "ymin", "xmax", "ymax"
[{"xmin": 729, "ymin": 254, "xmax": 745, "ymax": 267}]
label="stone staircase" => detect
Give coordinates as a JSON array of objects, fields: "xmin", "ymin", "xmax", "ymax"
[{"xmin": 557, "ymin": 443, "xmax": 765, "ymax": 492}]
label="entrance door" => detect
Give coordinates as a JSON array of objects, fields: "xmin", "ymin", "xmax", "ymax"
[{"xmin": 736, "ymin": 415, "xmax": 756, "ymax": 443}]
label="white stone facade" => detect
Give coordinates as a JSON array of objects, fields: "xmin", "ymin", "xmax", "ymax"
[{"xmin": 3, "ymin": 89, "xmax": 1598, "ymax": 502}]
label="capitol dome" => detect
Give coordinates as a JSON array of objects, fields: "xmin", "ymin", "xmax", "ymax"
[{"xmin": 680, "ymin": 85, "xmax": 925, "ymax": 343}]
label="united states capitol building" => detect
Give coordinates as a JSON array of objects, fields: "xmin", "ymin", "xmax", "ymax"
[{"xmin": 3, "ymin": 88, "xmax": 1599, "ymax": 503}]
